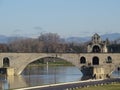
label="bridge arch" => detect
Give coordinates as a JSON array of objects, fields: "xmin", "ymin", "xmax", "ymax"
[
  {"xmin": 3, "ymin": 57, "xmax": 10, "ymax": 67},
  {"xmin": 92, "ymin": 56, "xmax": 99, "ymax": 65},
  {"xmin": 80, "ymin": 56, "xmax": 86, "ymax": 64},
  {"xmin": 17, "ymin": 55, "xmax": 77, "ymax": 75}
]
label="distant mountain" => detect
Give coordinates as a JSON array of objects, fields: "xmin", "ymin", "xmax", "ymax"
[
  {"xmin": 100, "ymin": 33, "xmax": 120, "ymax": 41},
  {"xmin": 0, "ymin": 35, "xmax": 26, "ymax": 43},
  {"xmin": 66, "ymin": 33, "xmax": 120, "ymax": 43},
  {"xmin": 65, "ymin": 36, "xmax": 90, "ymax": 43},
  {"xmin": 0, "ymin": 35, "xmax": 12, "ymax": 43},
  {"xmin": 0, "ymin": 33, "xmax": 120, "ymax": 44}
]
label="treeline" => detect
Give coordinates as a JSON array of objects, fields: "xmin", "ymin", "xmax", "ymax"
[
  {"xmin": 108, "ymin": 44, "xmax": 120, "ymax": 53},
  {"xmin": 0, "ymin": 33, "xmax": 86, "ymax": 53},
  {"xmin": 1, "ymin": 33, "xmax": 120, "ymax": 53}
]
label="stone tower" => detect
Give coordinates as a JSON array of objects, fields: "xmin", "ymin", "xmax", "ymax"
[{"xmin": 87, "ymin": 33, "xmax": 108, "ymax": 53}]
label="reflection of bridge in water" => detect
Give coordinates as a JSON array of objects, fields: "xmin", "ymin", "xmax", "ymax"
[{"xmin": 0, "ymin": 33, "xmax": 120, "ymax": 79}]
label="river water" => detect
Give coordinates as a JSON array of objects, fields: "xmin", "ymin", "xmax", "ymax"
[
  {"xmin": 0, "ymin": 65, "xmax": 120, "ymax": 90},
  {"xmin": 0, "ymin": 65, "xmax": 82, "ymax": 90}
]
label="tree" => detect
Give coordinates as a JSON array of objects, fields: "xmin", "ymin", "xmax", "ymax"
[{"xmin": 38, "ymin": 33, "xmax": 63, "ymax": 53}]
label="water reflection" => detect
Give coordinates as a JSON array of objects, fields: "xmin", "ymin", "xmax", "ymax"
[
  {"xmin": 111, "ymin": 69, "xmax": 120, "ymax": 78},
  {"xmin": 0, "ymin": 65, "xmax": 82, "ymax": 89},
  {"xmin": 0, "ymin": 75, "xmax": 8, "ymax": 90},
  {"xmin": 0, "ymin": 65, "xmax": 120, "ymax": 90},
  {"xmin": 0, "ymin": 75, "xmax": 28, "ymax": 89},
  {"xmin": 7, "ymin": 76, "xmax": 28, "ymax": 89},
  {"xmin": 22, "ymin": 66, "xmax": 83, "ymax": 87}
]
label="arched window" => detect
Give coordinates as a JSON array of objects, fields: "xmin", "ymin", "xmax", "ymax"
[
  {"xmin": 106, "ymin": 56, "xmax": 112, "ymax": 63},
  {"xmin": 92, "ymin": 56, "xmax": 99, "ymax": 65},
  {"xmin": 3, "ymin": 57, "xmax": 10, "ymax": 67},
  {"xmin": 92, "ymin": 45, "xmax": 101, "ymax": 53},
  {"xmin": 80, "ymin": 57, "xmax": 86, "ymax": 64}
]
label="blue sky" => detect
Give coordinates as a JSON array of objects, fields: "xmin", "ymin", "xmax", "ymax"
[{"xmin": 0, "ymin": 0, "xmax": 120, "ymax": 38}]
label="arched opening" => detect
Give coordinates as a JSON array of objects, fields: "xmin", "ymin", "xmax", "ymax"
[
  {"xmin": 22, "ymin": 57, "xmax": 74, "ymax": 75},
  {"xmin": 28, "ymin": 57, "xmax": 73, "ymax": 66},
  {"xmin": 92, "ymin": 56, "xmax": 99, "ymax": 65},
  {"xmin": 3, "ymin": 57, "xmax": 10, "ymax": 67},
  {"xmin": 20, "ymin": 57, "xmax": 82, "ymax": 85},
  {"xmin": 80, "ymin": 57, "xmax": 86, "ymax": 64},
  {"xmin": 92, "ymin": 45, "xmax": 101, "ymax": 53},
  {"xmin": 106, "ymin": 56, "xmax": 112, "ymax": 63}
]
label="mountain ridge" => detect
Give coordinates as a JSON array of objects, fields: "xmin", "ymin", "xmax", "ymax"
[
  {"xmin": 66, "ymin": 33, "xmax": 120, "ymax": 43},
  {"xmin": 0, "ymin": 33, "xmax": 120, "ymax": 43}
]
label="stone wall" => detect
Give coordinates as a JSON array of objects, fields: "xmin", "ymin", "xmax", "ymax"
[{"xmin": 0, "ymin": 53, "xmax": 120, "ymax": 77}]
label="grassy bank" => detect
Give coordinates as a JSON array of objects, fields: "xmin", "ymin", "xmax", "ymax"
[
  {"xmin": 75, "ymin": 83, "xmax": 120, "ymax": 90},
  {"xmin": 27, "ymin": 59, "xmax": 74, "ymax": 67}
]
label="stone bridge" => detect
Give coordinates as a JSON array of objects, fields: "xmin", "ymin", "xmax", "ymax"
[{"xmin": 0, "ymin": 53, "xmax": 120, "ymax": 79}]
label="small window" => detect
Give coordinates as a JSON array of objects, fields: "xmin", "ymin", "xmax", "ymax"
[
  {"xmin": 3, "ymin": 57, "xmax": 10, "ymax": 67},
  {"xmin": 92, "ymin": 56, "xmax": 99, "ymax": 65},
  {"xmin": 106, "ymin": 56, "xmax": 112, "ymax": 63},
  {"xmin": 80, "ymin": 57, "xmax": 86, "ymax": 64}
]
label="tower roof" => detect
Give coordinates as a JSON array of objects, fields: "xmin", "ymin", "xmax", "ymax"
[{"xmin": 92, "ymin": 33, "xmax": 100, "ymax": 38}]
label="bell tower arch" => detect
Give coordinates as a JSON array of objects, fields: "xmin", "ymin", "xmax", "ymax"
[{"xmin": 87, "ymin": 33, "xmax": 108, "ymax": 53}]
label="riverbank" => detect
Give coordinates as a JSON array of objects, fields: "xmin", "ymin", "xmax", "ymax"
[
  {"xmin": 75, "ymin": 83, "xmax": 120, "ymax": 90},
  {"xmin": 15, "ymin": 78, "xmax": 120, "ymax": 90},
  {"xmin": 27, "ymin": 60, "xmax": 74, "ymax": 67}
]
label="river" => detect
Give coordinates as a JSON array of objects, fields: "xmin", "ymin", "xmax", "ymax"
[
  {"xmin": 0, "ymin": 65, "xmax": 82, "ymax": 90},
  {"xmin": 0, "ymin": 65, "xmax": 119, "ymax": 90}
]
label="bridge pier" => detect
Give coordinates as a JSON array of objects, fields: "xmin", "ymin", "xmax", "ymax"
[
  {"xmin": 0, "ymin": 67, "xmax": 14, "ymax": 76},
  {"xmin": 81, "ymin": 66, "xmax": 93, "ymax": 80},
  {"xmin": 93, "ymin": 67, "xmax": 107, "ymax": 79},
  {"xmin": 81, "ymin": 66, "xmax": 110, "ymax": 80}
]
